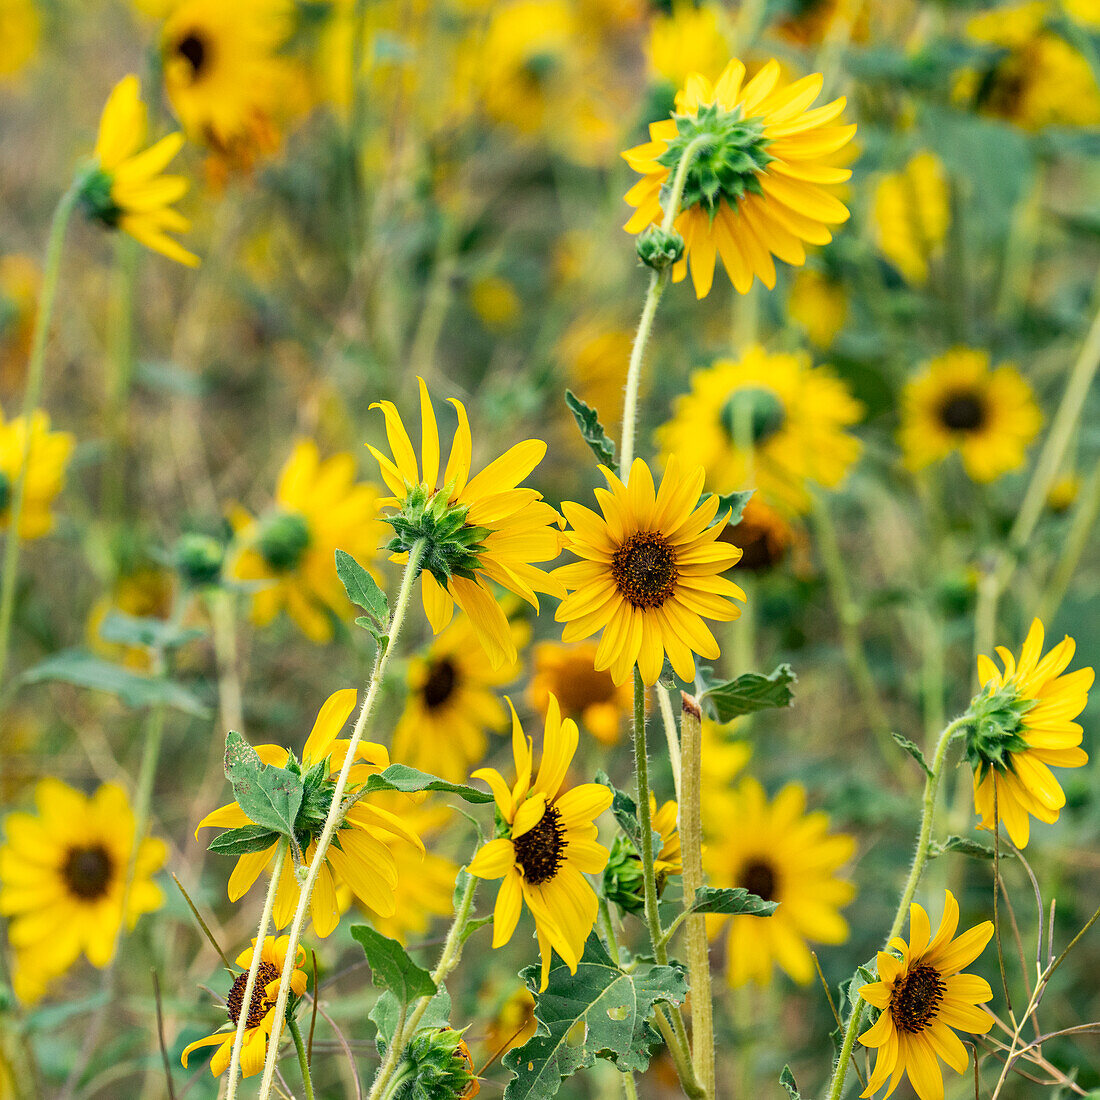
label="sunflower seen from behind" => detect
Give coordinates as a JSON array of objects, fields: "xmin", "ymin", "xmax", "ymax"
[
  {"xmin": 624, "ymin": 59, "xmax": 856, "ymax": 297},
  {"xmin": 468, "ymin": 695, "xmax": 612, "ymax": 990},
  {"xmin": 555, "ymin": 456, "xmax": 744, "ymax": 687},
  {"xmin": 899, "ymin": 348, "xmax": 1041, "ymax": 483},
  {"xmin": 859, "ymin": 891, "xmax": 994, "ymax": 1100}
]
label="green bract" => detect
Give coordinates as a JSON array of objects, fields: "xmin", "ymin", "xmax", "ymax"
[
  {"xmin": 172, "ymin": 532, "xmax": 225, "ymax": 587},
  {"xmin": 602, "ymin": 835, "xmax": 649, "ymax": 915},
  {"xmin": 635, "ymin": 224, "xmax": 685, "ymax": 270},
  {"xmin": 962, "ymin": 682, "xmax": 1034, "ymax": 777},
  {"xmin": 720, "ymin": 386, "xmax": 786, "ymax": 445},
  {"xmin": 395, "ymin": 1027, "xmax": 478, "ymax": 1100},
  {"xmin": 75, "ymin": 163, "xmax": 122, "ymax": 228},
  {"xmin": 257, "ymin": 511, "xmax": 311, "ymax": 571}
]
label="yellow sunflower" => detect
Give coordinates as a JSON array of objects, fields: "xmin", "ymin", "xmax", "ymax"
[
  {"xmin": 555, "ymin": 456, "xmax": 744, "ymax": 686},
  {"xmin": 787, "ymin": 266, "xmax": 848, "ymax": 348},
  {"xmin": 859, "ymin": 892, "xmax": 994, "ymax": 1100},
  {"xmin": 704, "ymin": 777, "xmax": 855, "ymax": 987},
  {"xmin": 967, "ymin": 618, "xmax": 1093, "ymax": 849},
  {"xmin": 0, "ymin": 779, "xmax": 166, "ymax": 1003},
  {"xmin": 368, "ymin": 377, "xmax": 564, "ymax": 669},
  {"xmin": 899, "ymin": 348, "xmax": 1041, "ymax": 484},
  {"xmin": 197, "ymin": 689, "xmax": 425, "ymax": 937},
  {"xmin": 0, "ymin": 254, "xmax": 39, "ymax": 387},
  {"xmin": 700, "ymin": 717, "xmax": 752, "ymax": 804},
  {"xmin": 623, "ymin": 58, "xmax": 856, "ymax": 298},
  {"xmin": 80, "ymin": 75, "xmax": 199, "ymax": 267},
  {"xmin": 656, "ymin": 347, "xmax": 863, "ymax": 516},
  {"xmin": 872, "ymin": 151, "xmax": 950, "ymax": 286},
  {"xmin": 0, "ymin": 0, "xmax": 39, "ymax": 82},
  {"xmin": 528, "ymin": 641, "xmax": 633, "ymax": 745},
  {"xmin": 228, "ymin": 439, "xmax": 385, "ymax": 643},
  {"xmin": 393, "ymin": 612, "xmax": 527, "ymax": 783},
  {"xmin": 651, "ymin": 796, "xmax": 682, "ymax": 879},
  {"xmin": 468, "ymin": 695, "xmax": 612, "ymax": 990},
  {"xmin": 646, "ymin": 4, "xmax": 732, "ymax": 89},
  {"xmin": 181, "ymin": 934, "xmax": 308, "ymax": 1078},
  {"xmin": 0, "ymin": 406, "xmax": 74, "ymax": 539}
]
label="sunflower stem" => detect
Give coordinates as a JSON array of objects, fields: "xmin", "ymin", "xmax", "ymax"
[
  {"xmin": 225, "ymin": 839, "xmax": 288, "ymax": 1100},
  {"xmin": 288, "ymin": 1016, "xmax": 315, "ymax": 1100},
  {"xmin": 257, "ymin": 539, "xmax": 428, "ymax": 1100},
  {"xmin": 0, "ymin": 181, "xmax": 79, "ymax": 689},
  {"xmin": 657, "ymin": 685, "xmax": 682, "ymax": 799},
  {"xmin": 632, "ymin": 666, "xmax": 666, "ymax": 961},
  {"xmin": 824, "ymin": 714, "xmax": 970, "ymax": 1100}
]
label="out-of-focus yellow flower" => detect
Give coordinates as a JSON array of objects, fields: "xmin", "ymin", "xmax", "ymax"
[
  {"xmin": 556, "ymin": 321, "xmax": 634, "ymax": 436},
  {"xmin": 788, "ymin": 267, "xmax": 848, "ymax": 347},
  {"xmin": 646, "ymin": 4, "xmax": 731, "ymax": 89},
  {"xmin": 872, "ymin": 151, "xmax": 950, "ymax": 286},
  {"xmin": 0, "ymin": 255, "xmax": 39, "ymax": 388},
  {"xmin": 657, "ymin": 347, "xmax": 863, "ymax": 516},
  {"xmin": 0, "ymin": 406, "xmax": 74, "ymax": 539},
  {"xmin": 719, "ymin": 495, "xmax": 796, "ymax": 571},
  {"xmin": 484, "ymin": 984, "xmax": 537, "ymax": 1055},
  {"xmin": 899, "ymin": 348, "xmax": 1041, "ymax": 483},
  {"xmin": 470, "ymin": 275, "xmax": 521, "ymax": 330},
  {"xmin": 774, "ymin": 0, "xmax": 869, "ymax": 46},
  {"xmin": 0, "ymin": 0, "xmax": 39, "ymax": 82},
  {"xmin": 701, "ymin": 719, "xmax": 752, "ymax": 804},
  {"xmin": 528, "ymin": 641, "xmax": 633, "ymax": 745},
  {"xmin": 87, "ymin": 565, "xmax": 176, "ymax": 671},
  {"xmin": 1046, "ymin": 474, "xmax": 1079, "ymax": 513}
]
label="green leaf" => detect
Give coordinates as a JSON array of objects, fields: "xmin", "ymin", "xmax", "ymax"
[
  {"xmin": 98, "ymin": 612, "xmax": 206, "ymax": 652},
  {"xmin": 892, "ymin": 731, "xmax": 934, "ymax": 778},
  {"xmin": 370, "ymin": 987, "xmax": 451, "ymax": 1055},
  {"xmin": 709, "ymin": 489, "xmax": 754, "ymax": 527},
  {"xmin": 503, "ymin": 934, "xmax": 688, "ymax": 1098},
  {"xmin": 929, "ymin": 835, "xmax": 1015, "ymax": 861},
  {"xmin": 696, "ymin": 664, "xmax": 796, "ymax": 722},
  {"xmin": 687, "ymin": 886, "xmax": 777, "ymax": 917},
  {"xmin": 350, "ymin": 925, "xmax": 437, "ymax": 1009},
  {"xmin": 335, "ymin": 549, "xmax": 389, "ymax": 629},
  {"xmin": 564, "ymin": 390, "xmax": 617, "ymax": 473},
  {"xmin": 367, "ymin": 763, "xmax": 494, "ymax": 804},
  {"xmin": 594, "ymin": 771, "xmax": 660, "ymax": 860},
  {"xmin": 207, "ymin": 824, "xmax": 282, "ymax": 856},
  {"xmin": 354, "ymin": 616, "xmax": 389, "ymax": 653},
  {"xmin": 19, "ymin": 649, "xmax": 209, "ymax": 717},
  {"xmin": 780, "ymin": 1065, "xmax": 801, "ymax": 1098},
  {"xmin": 223, "ymin": 732, "xmax": 305, "ymax": 837}
]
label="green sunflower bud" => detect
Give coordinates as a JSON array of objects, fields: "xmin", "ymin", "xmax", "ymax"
[
  {"xmin": 384, "ymin": 483, "xmax": 489, "ymax": 589},
  {"xmin": 961, "ymin": 682, "xmax": 1034, "ymax": 778},
  {"xmin": 172, "ymin": 533, "xmax": 225, "ymax": 588},
  {"xmin": 392, "ymin": 1026, "xmax": 478, "ymax": 1100},
  {"xmin": 257, "ymin": 511, "xmax": 311, "ymax": 572},
  {"xmin": 635, "ymin": 225, "xmax": 685, "ymax": 270},
  {"xmin": 602, "ymin": 836, "xmax": 648, "ymax": 915}
]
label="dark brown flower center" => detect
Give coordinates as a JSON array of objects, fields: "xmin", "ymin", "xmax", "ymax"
[
  {"xmin": 738, "ymin": 858, "xmax": 778, "ymax": 901},
  {"xmin": 889, "ymin": 963, "xmax": 946, "ymax": 1033},
  {"xmin": 720, "ymin": 518, "xmax": 787, "ymax": 572},
  {"xmin": 512, "ymin": 804, "xmax": 566, "ymax": 886},
  {"xmin": 611, "ymin": 531, "xmax": 677, "ymax": 609},
  {"xmin": 175, "ymin": 32, "xmax": 208, "ymax": 77},
  {"xmin": 422, "ymin": 658, "xmax": 458, "ymax": 710},
  {"xmin": 227, "ymin": 962, "xmax": 280, "ymax": 1029},
  {"xmin": 62, "ymin": 845, "xmax": 113, "ymax": 900},
  {"xmin": 938, "ymin": 391, "xmax": 986, "ymax": 432}
]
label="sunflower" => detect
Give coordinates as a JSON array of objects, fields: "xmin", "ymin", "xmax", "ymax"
[
  {"xmin": 181, "ymin": 935, "xmax": 308, "ymax": 1078},
  {"xmin": 0, "ymin": 254, "xmax": 38, "ymax": 387},
  {"xmin": 700, "ymin": 717, "xmax": 752, "ymax": 803},
  {"xmin": 652, "ymin": 795, "xmax": 682, "ymax": 879},
  {"xmin": 0, "ymin": 406, "xmax": 74, "ymax": 539},
  {"xmin": 393, "ymin": 612, "xmax": 526, "ymax": 784},
  {"xmin": 718, "ymin": 495, "xmax": 795, "ymax": 571},
  {"xmin": 528, "ymin": 642, "xmax": 633, "ymax": 745},
  {"xmin": 368, "ymin": 377, "xmax": 564, "ymax": 669},
  {"xmin": 79, "ymin": 75, "xmax": 199, "ymax": 267},
  {"xmin": 468, "ymin": 695, "xmax": 612, "ymax": 990},
  {"xmin": 556, "ymin": 320, "xmax": 636, "ymax": 440},
  {"xmin": 646, "ymin": 4, "xmax": 732, "ymax": 90},
  {"xmin": 966, "ymin": 618, "xmax": 1093, "ymax": 849},
  {"xmin": 0, "ymin": 779, "xmax": 166, "ymax": 1003},
  {"xmin": 0, "ymin": 0, "xmax": 39, "ymax": 81},
  {"xmin": 657, "ymin": 347, "xmax": 863, "ymax": 516},
  {"xmin": 872, "ymin": 151, "xmax": 950, "ymax": 286},
  {"xmin": 623, "ymin": 58, "xmax": 856, "ymax": 298},
  {"xmin": 87, "ymin": 563, "xmax": 176, "ymax": 672},
  {"xmin": 228, "ymin": 439, "xmax": 385, "ymax": 643},
  {"xmin": 555, "ymin": 456, "xmax": 744, "ymax": 687},
  {"xmin": 787, "ymin": 266, "xmax": 848, "ymax": 348},
  {"xmin": 859, "ymin": 891, "xmax": 994, "ymax": 1100},
  {"xmin": 704, "ymin": 777, "xmax": 854, "ymax": 987},
  {"xmin": 899, "ymin": 348, "xmax": 1041, "ymax": 484},
  {"xmin": 197, "ymin": 689, "xmax": 425, "ymax": 937}
]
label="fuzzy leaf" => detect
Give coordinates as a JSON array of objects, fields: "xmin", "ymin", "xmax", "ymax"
[
  {"xmin": 696, "ymin": 664, "xmax": 796, "ymax": 722},
  {"xmin": 207, "ymin": 824, "xmax": 281, "ymax": 856},
  {"xmin": 223, "ymin": 732, "xmax": 304, "ymax": 837},
  {"xmin": 98, "ymin": 612, "xmax": 205, "ymax": 652},
  {"xmin": 892, "ymin": 731, "xmax": 934, "ymax": 778},
  {"xmin": 929, "ymin": 835, "xmax": 1015, "ymax": 861},
  {"xmin": 502, "ymin": 934, "xmax": 688, "ymax": 1098},
  {"xmin": 350, "ymin": 925, "xmax": 437, "ymax": 1009},
  {"xmin": 368, "ymin": 763, "xmax": 494, "ymax": 804},
  {"xmin": 687, "ymin": 886, "xmax": 777, "ymax": 917},
  {"xmin": 780, "ymin": 1065, "xmax": 801, "ymax": 1098},
  {"xmin": 335, "ymin": 549, "xmax": 389, "ymax": 628},
  {"xmin": 370, "ymin": 987, "xmax": 452, "ymax": 1055},
  {"xmin": 564, "ymin": 390, "xmax": 617, "ymax": 473},
  {"xmin": 595, "ymin": 771, "xmax": 661, "ymax": 860}
]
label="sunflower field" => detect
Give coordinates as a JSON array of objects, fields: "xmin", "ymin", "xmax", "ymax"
[{"xmin": 1, "ymin": 0, "xmax": 1099, "ymax": 1097}]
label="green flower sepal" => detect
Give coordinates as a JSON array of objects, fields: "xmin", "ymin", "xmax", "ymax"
[
  {"xmin": 389, "ymin": 1026, "xmax": 478, "ymax": 1100},
  {"xmin": 961, "ymin": 682, "xmax": 1035, "ymax": 779},
  {"xmin": 74, "ymin": 161, "xmax": 122, "ymax": 228}
]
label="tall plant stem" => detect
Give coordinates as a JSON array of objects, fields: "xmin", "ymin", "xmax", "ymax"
[
  {"xmin": 632, "ymin": 667, "xmax": 665, "ymax": 962},
  {"xmin": 288, "ymin": 1017, "xmax": 316, "ymax": 1100},
  {"xmin": 657, "ymin": 685, "xmax": 682, "ymax": 798},
  {"xmin": 824, "ymin": 715, "xmax": 970, "ymax": 1100},
  {"xmin": 258, "ymin": 540, "xmax": 428, "ymax": 1098},
  {"xmin": 0, "ymin": 183, "xmax": 79, "ymax": 688},
  {"xmin": 225, "ymin": 840, "xmax": 288, "ymax": 1100}
]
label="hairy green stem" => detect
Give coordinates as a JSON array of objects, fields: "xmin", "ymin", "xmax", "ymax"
[
  {"xmin": 657, "ymin": 685, "xmax": 682, "ymax": 799},
  {"xmin": 632, "ymin": 667, "xmax": 665, "ymax": 963},
  {"xmin": 289, "ymin": 1017, "xmax": 316, "ymax": 1100}
]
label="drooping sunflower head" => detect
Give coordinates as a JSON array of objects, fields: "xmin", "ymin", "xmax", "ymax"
[
  {"xmin": 899, "ymin": 348, "xmax": 1041, "ymax": 484},
  {"xmin": 624, "ymin": 58, "xmax": 856, "ymax": 297},
  {"xmin": 964, "ymin": 618, "xmax": 1093, "ymax": 849},
  {"xmin": 859, "ymin": 891, "xmax": 994, "ymax": 1100}
]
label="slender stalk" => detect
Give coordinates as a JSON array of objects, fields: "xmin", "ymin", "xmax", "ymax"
[
  {"xmin": 225, "ymin": 840, "xmax": 288, "ymax": 1100},
  {"xmin": 288, "ymin": 1017, "xmax": 316, "ymax": 1100},
  {"xmin": 258, "ymin": 541, "xmax": 427, "ymax": 1099},
  {"xmin": 679, "ymin": 695, "xmax": 714, "ymax": 1098},
  {"xmin": 657, "ymin": 685, "xmax": 682, "ymax": 799},
  {"xmin": 631, "ymin": 667, "xmax": 666, "ymax": 963},
  {"xmin": 0, "ymin": 183, "xmax": 79, "ymax": 687},
  {"xmin": 824, "ymin": 715, "xmax": 971, "ymax": 1100},
  {"xmin": 653, "ymin": 1008, "xmax": 706, "ymax": 1099}
]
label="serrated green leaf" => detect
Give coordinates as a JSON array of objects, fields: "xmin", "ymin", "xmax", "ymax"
[
  {"xmin": 350, "ymin": 925, "xmax": 437, "ymax": 1009},
  {"xmin": 696, "ymin": 664, "xmax": 796, "ymax": 722},
  {"xmin": 929, "ymin": 835, "xmax": 1015, "ymax": 861},
  {"xmin": 19, "ymin": 649, "xmax": 209, "ymax": 717},
  {"xmin": 367, "ymin": 763, "xmax": 494, "ymax": 804},
  {"xmin": 687, "ymin": 886, "xmax": 777, "ymax": 917},
  {"xmin": 98, "ymin": 612, "xmax": 206, "ymax": 652},
  {"xmin": 892, "ymin": 731, "xmax": 934, "ymax": 778},
  {"xmin": 564, "ymin": 390, "xmax": 617, "ymax": 473},
  {"xmin": 207, "ymin": 824, "xmax": 282, "ymax": 856},
  {"xmin": 595, "ymin": 771, "xmax": 661, "ymax": 860},
  {"xmin": 709, "ymin": 489, "xmax": 754, "ymax": 527},
  {"xmin": 369, "ymin": 987, "xmax": 452, "ymax": 1055},
  {"xmin": 223, "ymin": 732, "xmax": 304, "ymax": 837},
  {"xmin": 503, "ymin": 934, "xmax": 688, "ymax": 1098},
  {"xmin": 335, "ymin": 549, "xmax": 388, "ymax": 627},
  {"xmin": 780, "ymin": 1065, "xmax": 801, "ymax": 1098}
]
